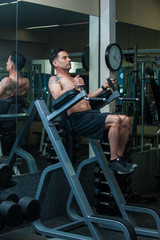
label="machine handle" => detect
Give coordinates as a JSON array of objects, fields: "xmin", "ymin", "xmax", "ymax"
[
  {"xmin": 106, "ymin": 78, "xmax": 117, "ymax": 92},
  {"xmin": 80, "ymin": 86, "xmax": 84, "ymax": 91}
]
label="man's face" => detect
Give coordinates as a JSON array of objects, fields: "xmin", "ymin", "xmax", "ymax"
[{"xmin": 53, "ymin": 51, "xmax": 71, "ymax": 70}]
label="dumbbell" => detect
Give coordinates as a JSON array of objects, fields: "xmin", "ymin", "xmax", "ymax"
[
  {"xmin": 94, "ymin": 180, "xmax": 111, "ymax": 194},
  {"xmin": 0, "ymin": 163, "xmax": 13, "ymax": 187},
  {"xmin": 93, "ymin": 167, "xmax": 107, "ymax": 181},
  {"xmin": 94, "ymin": 188, "xmax": 111, "ymax": 201},
  {"xmin": 93, "ymin": 166, "xmax": 101, "ymax": 178},
  {"xmin": 94, "ymin": 198, "xmax": 117, "ymax": 210},
  {"xmin": 94, "ymin": 177, "xmax": 110, "ymax": 188},
  {"xmin": 94, "ymin": 197, "xmax": 119, "ymax": 215},
  {"xmin": 45, "ymin": 153, "xmax": 59, "ymax": 164},
  {"xmin": 0, "ymin": 192, "xmax": 23, "ymax": 228},
  {"xmin": 18, "ymin": 197, "xmax": 41, "ymax": 222},
  {"xmin": 0, "ymin": 193, "xmax": 41, "ymax": 225}
]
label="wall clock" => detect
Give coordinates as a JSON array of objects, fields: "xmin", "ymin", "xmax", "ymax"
[{"xmin": 105, "ymin": 43, "xmax": 123, "ymax": 71}]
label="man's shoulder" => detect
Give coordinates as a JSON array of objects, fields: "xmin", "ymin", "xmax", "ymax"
[
  {"xmin": 22, "ymin": 77, "xmax": 29, "ymax": 83},
  {"xmin": 49, "ymin": 75, "xmax": 56, "ymax": 81},
  {"xmin": 49, "ymin": 75, "xmax": 63, "ymax": 84},
  {"xmin": 1, "ymin": 77, "xmax": 10, "ymax": 82},
  {"xmin": 0, "ymin": 77, "xmax": 11, "ymax": 86}
]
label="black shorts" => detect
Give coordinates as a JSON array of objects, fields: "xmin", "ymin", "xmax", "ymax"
[{"xmin": 68, "ymin": 110, "xmax": 109, "ymax": 140}]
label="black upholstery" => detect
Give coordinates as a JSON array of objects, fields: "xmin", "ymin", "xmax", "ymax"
[
  {"xmin": 0, "ymin": 97, "xmax": 26, "ymax": 130},
  {"xmin": 0, "ymin": 97, "xmax": 27, "ymax": 155},
  {"xmin": 52, "ymin": 90, "xmax": 80, "ymax": 110}
]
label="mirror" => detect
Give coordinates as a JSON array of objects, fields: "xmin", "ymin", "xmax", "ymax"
[
  {"xmin": 1, "ymin": 1, "xmax": 159, "ymax": 174},
  {"xmin": 0, "ymin": 1, "xmax": 90, "ymax": 174},
  {"xmin": 116, "ymin": 21, "xmax": 160, "ymax": 151},
  {"xmin": 0, "ymin": 1, "xmax": 18, "ymax": 160}
]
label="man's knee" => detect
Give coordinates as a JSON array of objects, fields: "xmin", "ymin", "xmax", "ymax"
[
  {"xmin": 105, "ymin": 114, "xmax": 121, "ymax": 127},
  {"xmin": 122, "ymin": 115, "xmax": 131, "ymax": 128}
]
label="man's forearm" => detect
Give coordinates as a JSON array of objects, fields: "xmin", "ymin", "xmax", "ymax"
[{"xmin": 87, "ymin": 86, "xmax": 104, "ymax": 98}]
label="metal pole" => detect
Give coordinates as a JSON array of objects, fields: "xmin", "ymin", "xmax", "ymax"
[
  {"xmin": 141, "ymin": 61, "xmax": 145, "ymax": 152},
  {"xmin": 134, "ymin": 44, "xmax": 138, "ymax": 99},
  {"xmin": 131, "ymin": 44, "xmax": 138, "ymax": 149}
]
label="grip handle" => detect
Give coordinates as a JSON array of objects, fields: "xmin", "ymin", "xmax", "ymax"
[
  {"xmin": 106, "ymin": 78, "xmax": 116, "ymax": 92},
  {"xmin": 80, "ymin": 86, "xmax": 84, "ymax": 91}
]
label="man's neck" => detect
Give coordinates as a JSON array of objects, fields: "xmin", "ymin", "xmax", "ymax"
[
  {"xmin": 56, "ymin": 68, "xmax": 70, "ymax": 77},
  {"xmin": 9, "ymin": 70, "xmax": 20, "ymax": 80}
]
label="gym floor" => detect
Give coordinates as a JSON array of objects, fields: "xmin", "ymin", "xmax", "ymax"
[
  {"xmin": 1, "ymin": 201, "xmax": 160, "ymax": 240},
  {"xmin": 0, "ymin": 144, "xmax": 160, "ymax": 239}
]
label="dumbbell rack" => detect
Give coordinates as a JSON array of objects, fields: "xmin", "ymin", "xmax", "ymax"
[{"xmin": 33, "ymin": 92, "xmax": 136, "ymax": 240}]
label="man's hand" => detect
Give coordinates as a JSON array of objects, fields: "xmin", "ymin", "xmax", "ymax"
[
  {"xmin": 74, "ymin": 75, "xmax": 85, "ymax": 89},
  {"xmin": 103, "ymin": 79, "xmax": 117, "ymax": 89}
]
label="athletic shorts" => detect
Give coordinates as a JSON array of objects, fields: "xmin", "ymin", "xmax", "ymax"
[{"xmin": 68, "ymin": 110, "xmax": 109, "ymax": 140}]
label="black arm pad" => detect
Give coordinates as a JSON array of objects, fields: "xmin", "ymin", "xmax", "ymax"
[{"xmin": 52, "ymin": 89, "xmax": 80, "ymax": 110}]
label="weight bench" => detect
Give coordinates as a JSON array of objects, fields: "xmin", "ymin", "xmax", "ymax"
[
  {"xmin": 32, "ymin": 85, "xmax": 137, "ymax": 240},
  {"xmin": 0, "ymin": 98, "xmax": 38, "ymax": 174}
]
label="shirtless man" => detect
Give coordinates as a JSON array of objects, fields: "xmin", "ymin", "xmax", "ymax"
[
  {"xmin": 48, "ymin": 48, "xmax": 137, "ymax": 174},
  {"xmin": 0, "ymin": 51, "xmax": 29, "ymax": 100}
]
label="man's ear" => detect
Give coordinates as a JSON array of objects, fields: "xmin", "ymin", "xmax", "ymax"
[
  {"xmin": 10, "ymin": 62, "xmax": 15, "ymax": 70},
  {"xmin": 53, "ymin": 60, "xmax": 58, "ymax": 68}
]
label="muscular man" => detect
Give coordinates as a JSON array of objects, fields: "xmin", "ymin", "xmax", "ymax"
[
  {"xmin": 0, "ymin": 51, "xmax": 29, "ymax": 100},
  {"xmin": 49, "ymin": 48, "xmax": 137, "ymax": 174}
]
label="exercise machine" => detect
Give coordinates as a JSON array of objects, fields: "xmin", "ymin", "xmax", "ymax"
[
  {"xmin": 65, "ymin": 84, "xmax": 160, "ymax": 238},
  {"xmin": 32, "ymin": 83, "xmax": 137, "ymax": 239},
  {"xmin": 0, "ymin": 97, "xmax": 38, "ymax": 175},
  {"xmin": 32, "ymin": 79, "xmax": 160, "ymax": 239}
]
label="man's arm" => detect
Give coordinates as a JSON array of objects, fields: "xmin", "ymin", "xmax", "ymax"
[
  {"xmin": 48, "ymin": 75, "xmax": 82, "ymax": 99},
  {"xmin": 0, "ymin": 77, "xmax": 15, "ymax": 97},
  {"xmin": 87, "ymin": 79, "xmax": 117, "ymax": 98},
  {"xmin": 48, "ymin": 76, "xmax": 63, "ymax": 99}
]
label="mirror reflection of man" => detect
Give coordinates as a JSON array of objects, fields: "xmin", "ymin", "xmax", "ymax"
[{"xmin": 0, "ymin": 51, "xmax": 29, "ymax": 100}]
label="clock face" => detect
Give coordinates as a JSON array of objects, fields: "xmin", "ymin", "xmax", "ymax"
[{"xmin": 105, "ymin": 43, "xmax": 123, "ymax": 71}]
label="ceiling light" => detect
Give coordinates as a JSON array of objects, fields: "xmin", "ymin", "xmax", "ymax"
[
  {"xmin": 26, "ymin": 21, "xmax": 88, "ymax": 30},
  {"xmin": 26, "ymin": 24, "xmax": 60, "ymax": 30},
  {"xmin": 0, "ymin": 1, "xmax": 17, "ymax": 6},
  {"xmin": 62, "ymin": 22, "xmax": 89, "ymax": 26}
]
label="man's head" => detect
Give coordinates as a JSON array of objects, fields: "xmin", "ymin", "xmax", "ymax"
[
  {"xmin": 9, "ymin": 51, "xmax": 26, "ymax": 72},
  {"xmin": 49, "ymin": 48, "xmax": 71, "ymax": 71}
]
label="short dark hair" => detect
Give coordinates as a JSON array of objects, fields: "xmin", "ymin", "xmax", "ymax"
[
  {"xmin": 10, "ymin": 51, "xmax": 26, "ymax": 71},
  {"xmin": 49, "ymin": 48, "xmax": 65, "ymax": 67}
]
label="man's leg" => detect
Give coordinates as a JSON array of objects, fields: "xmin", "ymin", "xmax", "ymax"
[
  {"xmin": 118, "ymin": 115, "xmax": 137, "ymax": 169},
  {"xmin": 117, "ymin": 115, "xmax": 131, "ymax": 157},
  {"xmin": 104, "ymin": 114, "xmax": 121, "ymax": 160},
  {"xmin": 104, "ymin": 114, "xmax": 134, "ymax": 174}
]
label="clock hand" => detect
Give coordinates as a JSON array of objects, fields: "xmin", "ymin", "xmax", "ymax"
[{"xmin": 114, "ymin": 55, "xmax": 119, "ymax": 62}]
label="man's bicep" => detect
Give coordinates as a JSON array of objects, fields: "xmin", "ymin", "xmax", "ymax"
[
  {"xmin": 49, "ymin": 78, "xmax": 62, "ymax": 99},
  {"xmin": 0, "ymin": 78, "xmax": 10, "ymax": 96}
]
